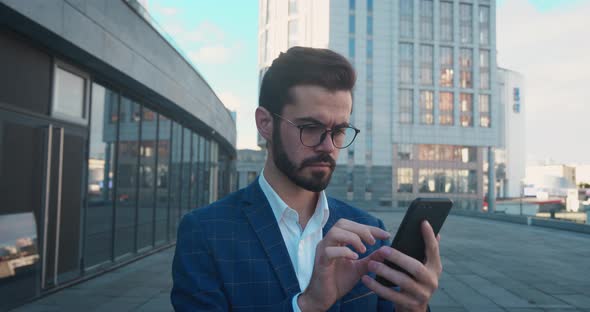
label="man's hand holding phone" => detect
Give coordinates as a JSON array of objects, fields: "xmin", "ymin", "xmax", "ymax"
[
  {"xmin": 297, "ymin": 219, "xmax": 391, "ymax": 311},
  {"xmin": 362, "ymin": 221, "xmax": 443, "ymax": 312}
]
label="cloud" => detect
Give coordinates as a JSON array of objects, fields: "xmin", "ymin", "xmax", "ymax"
[
  {"xmin": 188, "ymin": 45, "xmax": 232, "ymax": 65},
  {"xmin": 150, "ymin": 3, "xmax": 179, "ymax": 17},
  {"xmin": 218, "ymin": 92, "xmax": 242, "ymax": 111},
  {"xmin": 188, "ymin": 41, "xmax": 244, "ymax": 66},
  {"xmin": 157, "ymin": 21, "xmax": 226, "ymax": 45},
  {"xmin": 184, "ymin": 21, "xmax": 226, "ymax": 43},
  {"xmin": 497, "ymin": 0, "xmax": 590, "ymax": 163}
]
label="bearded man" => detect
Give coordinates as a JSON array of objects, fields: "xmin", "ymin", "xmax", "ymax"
[{"xmin": 171, "ymin": 47, "xmax": 442, "ymax": 312}]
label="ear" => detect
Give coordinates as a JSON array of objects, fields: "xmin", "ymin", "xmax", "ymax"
[{"xmin": 255, "ymin": 107, "xmax": 274, "ymax": 142}]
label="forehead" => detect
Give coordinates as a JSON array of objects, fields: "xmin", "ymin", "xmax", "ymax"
[{"xmin": 284, "ymin": 85, "xmax": 352, "ymax": 123}]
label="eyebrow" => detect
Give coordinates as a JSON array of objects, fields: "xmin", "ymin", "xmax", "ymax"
[{"xmin": 293, "ymin": 117, "xmax": 350, "ymax": 128}]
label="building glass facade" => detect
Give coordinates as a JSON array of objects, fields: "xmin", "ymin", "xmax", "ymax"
[{"xmin": 0, "ymin": 7, "xmax": 236, "ymax": 309}]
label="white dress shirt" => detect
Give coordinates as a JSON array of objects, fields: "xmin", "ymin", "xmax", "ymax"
[{"xmin": 258, "ymin": 170, "xmax": 329, "ymax": 311}]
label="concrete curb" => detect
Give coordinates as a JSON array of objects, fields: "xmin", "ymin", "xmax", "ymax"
[{"xmin": 450, "ymin": 209, "xmax": 590, "ymax": 235}]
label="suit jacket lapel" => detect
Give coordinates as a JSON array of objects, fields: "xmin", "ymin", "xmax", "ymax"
[
  {"xmin": 323, "ymin": 198, "xmax": 340, "ymax": 237},
  {"xmin": 241, "ymin": 178, "xmax": 301, "ymax": 296},
  {"xmin": 323, "ymin": 198, "xmax": 343, "ymax": 312}
]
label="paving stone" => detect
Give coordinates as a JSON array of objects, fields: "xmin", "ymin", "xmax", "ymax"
[{"xmin": 556, "ymin": 295, "xmax": 590, "ymax": 309}]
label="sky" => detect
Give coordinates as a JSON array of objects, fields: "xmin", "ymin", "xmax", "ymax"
[{"xmin": 147, "ymin": 0, "xmax": 590, "ymax": 164}]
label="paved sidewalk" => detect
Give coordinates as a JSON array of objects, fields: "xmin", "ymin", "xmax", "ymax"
[
  {"xmin": 14, "ymin": 212, "xmax": 590, "ymax": 312},
  {"xmin": 13, "ymin": 249, "xmax": 174, "ymax": 312}
]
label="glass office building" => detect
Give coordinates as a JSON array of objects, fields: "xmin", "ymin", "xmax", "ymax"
[
  {"xmin": 0, "ymin": 1, "xmax": 236, "ymax": 309},
  {"xmin": 259, "ymin": 0, "xmax": 498, "ymax": 211}
]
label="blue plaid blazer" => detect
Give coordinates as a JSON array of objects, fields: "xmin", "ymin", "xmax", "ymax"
[{"xmin": 171, "ymin": 178, "xmax": 395, "ymax": 311}]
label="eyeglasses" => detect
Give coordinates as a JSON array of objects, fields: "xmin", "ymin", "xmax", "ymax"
[{"xmin": 273, "ymin": 113, "xmax": 360, "ymax": 149}]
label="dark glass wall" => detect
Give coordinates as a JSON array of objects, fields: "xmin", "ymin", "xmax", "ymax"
[
  {"xmin": 155, "ymin": 115, "xmax": 171, "ymax": 245},
  {"xmin": 137, "ymin": 107, "xmax": 157, "ymax": 250},
  {"xmin": 168, "ymin": 122, "xmax": 183, "ymax": 240},
  {"xmin": 0, "ymin": 29, "xmax": 51, "ymax": 114},
  {"xmin": 84, "ymin": 83, "xmax": 117, "ymax": 268},
  {"xmin": 114, "ymin": 97, "xmax": 140, "ymax": 258},
  {"xmin": 181, "ymin": 128, "xmax": 192, "ymax": 215},
  {"xmin": 190, "ymin": 133, "xmax": 201, "ymax": 210}
]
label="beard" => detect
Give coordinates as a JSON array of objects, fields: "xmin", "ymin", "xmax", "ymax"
[{"xmin": 271, "ymin": 126, "xmax": 336, "ymax": 192}]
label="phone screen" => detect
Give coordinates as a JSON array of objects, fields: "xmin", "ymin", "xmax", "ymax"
[{"xmin": 376, "ymin": 198, "xmax": 452, "ymax": 287}]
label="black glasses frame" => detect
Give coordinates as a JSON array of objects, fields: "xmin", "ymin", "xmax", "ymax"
[{"xmin": 273, "ymin": 113, "xmax": 360, "ymax": 149}]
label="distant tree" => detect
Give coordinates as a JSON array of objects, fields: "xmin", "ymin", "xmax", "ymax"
[{"xmin": 579, "ymin": 182, "xmax": 590, "ymax": 189}]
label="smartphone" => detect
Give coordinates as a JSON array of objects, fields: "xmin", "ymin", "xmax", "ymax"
[{"xmin": 376, "ymin": 197, "xmax": 453, "ymax": 287}]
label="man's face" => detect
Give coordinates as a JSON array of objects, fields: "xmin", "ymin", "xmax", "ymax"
[{"xmin": 270, "ymin": 85, "xmax": 352, "ymax": 192}]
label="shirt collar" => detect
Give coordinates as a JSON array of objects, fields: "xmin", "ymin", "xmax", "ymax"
[{"xmin": 259, "ymin": 169, "xmax": 330, "ymax": 228}]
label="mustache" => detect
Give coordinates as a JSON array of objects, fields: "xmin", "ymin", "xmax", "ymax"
[{"xmin": 300, "ymin": 154, "xmax": 336, "ymax": 169}]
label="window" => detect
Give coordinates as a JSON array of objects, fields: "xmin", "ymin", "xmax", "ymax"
[
  {"xmin": 349, "ymin": 5, "xmax": 355, "ymax": 58},
  {"xmin": 440, "ymin": 46, "xmax": 453, "ymax": 87},
  {"xmin": 480, "ymin": 94, "xmax": 491, "ymax": 127},
  {"xmin": 419, "ymin": 169, "xmax": 473, "ymax": 194},
  {"xmin": 168, "ymin": 122, "xmax": 183, "ymax": 240},
  {"xmin": 460, "ymin": 3, "xmax": 473, "ymax": 44},
  {"xmin": 420, "ymin": 91, "xmax": 434, "ymax": 125},
  {"xmin": 440, "ymin": 2, "xmax": 453, "ymax": 42},
  {"xmin": 180, "ymin": 128, "xmax": 192, "ymax": 214},
  {"xmin": 131, "ymin": 104, "xmax": 141, "ymax": 122},
  {"xmin": 459, "ymin": 48, "xmax": 473, "ymax": 88},
  {"xmin": 420, "ymin": 0, "xmax": 433, "ymax": 40},
  {"xmin": 52, "ymin": 65, "xmax": 88, "ymax": 124},
  {"xmin": 367, "ymin": 58, "xmax": 373, "ymax": 80},
  {"xmin": 114, "ymin": 97, "xmax": 140, "ymax": 257},
  {"xmin": 399, "ymin": 89, "xmax": 413, "ymax": 124},
  {"xmin": 479, "ymin": 6, "xmax": 490, "ymax": 45},
  {"xmin": 439, "ymin": 92, "xmax": 454, "ymax": 126},
  {"xmin": 397, "ymin": 168, "xmax": 413, "ymax": 193},
  {"xmin": 138, "ymin": 106, "xmax": 157, "ymax": 250},
  {"xmin": 260, "ymin": 30, "xmax": 268, "ymax": 63},
  {"xmin": 288, "ymin": 0, "xmax": 298, "ymax": 15},
  {"xmin": 288, "ymin": 19, "xmax": 298, "ymax": 48},
  {"xmin": 85, "ymin": 83, "xmax": 116, "ymax": 267},
  {"xmin": 265, "ymin": 0, "xmax": 271, "ymax": 24},
  {"xmin": 417, "ymin": 144, "xmax": 476, "ymax": 162},
  {"xmin": 420, "ymin": 45, "xmax": 433, "ymax": 85},
  {"xmin": 400, "ymin": 0, "xmax": 413, "ymax": 38},
  {"xmin": 460, "ymin": 93, "xmax": 473, "ymax": 127},
  {"xmin": 480, "ymin": 50, "xmax": 490, "ymax": 89},
  {"xmin": 155, "ymin": 115, "xmax": 171, "ymax": 244},
  {"xmin": 398, "ymin": 144, "xmax": 413, "ymax": 160},
  {"xmin": 400, "ymin": 43, "xmax": 413, "ymax": 84}
]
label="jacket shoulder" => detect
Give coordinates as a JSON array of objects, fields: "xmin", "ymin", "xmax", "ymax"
[
  {"xmin": 327, "ymin": 197, "xmax": 385, "ymax": 228},
  {"xmin": 183, "ymin": 188, "xmax": 247, "ymax": 223}
]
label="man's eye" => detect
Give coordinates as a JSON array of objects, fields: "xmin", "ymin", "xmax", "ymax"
[{"xmin": 334, "ymin": 128, "xmax": 347, "ymax": 135}]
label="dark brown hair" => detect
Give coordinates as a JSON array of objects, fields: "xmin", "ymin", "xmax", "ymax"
[{"xmin": 258, "ymin": 46, "xmax": 356, "ymax": 115}]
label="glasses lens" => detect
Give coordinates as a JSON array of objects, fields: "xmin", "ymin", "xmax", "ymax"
[
  {"xmin": 301, "ymin": 125, "xmax": 358, "ymax": 148},
  {"xmin": 300, "ymin": 125, "xmax": 326, "ymax": 147},
  {"xmin": 333, "ymin": 127, "xmax": 357, "ymax": 148}
]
